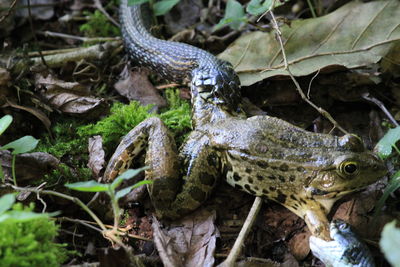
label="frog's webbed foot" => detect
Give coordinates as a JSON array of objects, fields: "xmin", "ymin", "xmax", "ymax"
[
  {"xmin": 104, "ymin": 117, "xmax": 181, "ymax": 210},
  {"xmin": 310, "ymin": 220, "xmax": 375, "ymax": 267},
  {"xmin": 191, "ymin": 59, "xmax": 241, "ymax": 112}
]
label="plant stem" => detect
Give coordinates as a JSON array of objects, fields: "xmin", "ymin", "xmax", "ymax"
[
  {"xmin": 12, "ymin": 155, "xmax": 17, "ymax": 186},
  {"xmin": 306, "ymin": 0, "xmax": 317, "ymax": 18}
]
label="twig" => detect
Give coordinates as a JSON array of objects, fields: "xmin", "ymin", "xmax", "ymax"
[
  {"xmin": 11, "ymin": 41, "xmax": 122, "ymax": 74},
  {"xmin": 38, "ymin": 31, "xmax": 119, "ymax": 43},
  {"xmin": 218, "ymin": 197, "xmax": 263, "ymax": 267},
  {"xmin": 94, "ymin": 0, "xmax": 119, "ymax": 27},
  {"xmin": 362, "ymin": 93, "xmax": 399, "ymax": 126},
  {"xmin": 0, "ymin": 0, "xmax": 18, "ymax": 23},
  {"xmin": 268, "ymin": 10, "xmax": 348, "ymax": 134}
]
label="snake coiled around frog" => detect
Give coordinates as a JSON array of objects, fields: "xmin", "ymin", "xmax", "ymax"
[{"xmin": 105, "ymin": 1, "xmax": 387, "ymax": 266}]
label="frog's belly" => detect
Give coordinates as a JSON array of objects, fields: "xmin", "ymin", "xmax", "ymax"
[{"xmin": 224, "ymin": 150, "xmax": 299, "ymax": 206}]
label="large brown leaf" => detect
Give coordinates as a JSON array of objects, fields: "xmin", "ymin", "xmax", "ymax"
[{"xmin": 218, "ymin": 0, "xmax": 400, "ymax": 86}]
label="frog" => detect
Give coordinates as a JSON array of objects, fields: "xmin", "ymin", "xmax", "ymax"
[{"xmin": 104, "ymin": 74, "xmax": 386, "ymax": 241}]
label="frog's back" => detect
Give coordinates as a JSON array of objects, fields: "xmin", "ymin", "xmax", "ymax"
[{"xmin": 203, "ymin": 115, "xmax": 346, "ymax": 158}]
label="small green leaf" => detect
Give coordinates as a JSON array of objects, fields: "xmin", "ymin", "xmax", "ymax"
[
  {"xmin": 65, "ymin": 180, "xmax": 109, "ymax": 192},
  {"xmin": 215, "ymin": 0, "xmax": 246, "ymax": 30},
  {"xmin": 380, "ymin": 220, "xmax": 400, "ymax": 267},
  {"xmin": 375, "ymin": 126, "xmax": 400, "ymax": 159},
  {"xmin": 110, "ymin": 167, "xmax": 149, "ymax": 190},
  {"xmin": 1, "ymin": 136, "xmax": 39, "ymax": 155},
  {"xmin": 0, "ymin": 115, "xmax": 12, "ymax": 136},
  {"xmin": 0, "ymin": 210, "xmax": 54, "ymax": 223},
  {"xmin": 0, "ymin": 194, "xmax": 16, "ymax": 215},
  {"xmin": 246, "ymin": 0, "xmax": 289, "ymax": 15},
  {"xmin": 154, "ymin": 0, "xmax": 180, "ymax": 16},
  {"xmin": 128, "ymin": 0, "xmax": 149, "ymax": 5},
  {"xmin": 115, "ymin": 180, "xmax": 153, "ymax": 200}
]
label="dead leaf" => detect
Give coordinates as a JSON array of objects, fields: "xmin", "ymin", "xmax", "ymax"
[
  {"xmin": 152, "ymin": 209, "xmax": 217, "ymax": 267},
  {"xmin": 381, "ymin": 41, "xmax": 400, "ymax": 77},
  {"xmin": 114, "ymin": 67, "xmax": 167, "ymax": 109},
  {"xmin": 88, "ymin": 135, "xmax": 105, "ymax": 177},
  {"xmin": 219, "ymin": 0, "xmax": 400, "ymax": 86},
  {"xmin": 0, "ymin": 150, "xmax": 59, "ymax": 182},
  {"xmin": 3, "ymin": 99, "xmax": 51, "ymax": 131},
  {"xmin": 35, "ymin": 73, "xmax": 107, "ymax": 118},
  {"xmin": 287, "ymin": 230, "xmax": 311, "ymax": 260}
]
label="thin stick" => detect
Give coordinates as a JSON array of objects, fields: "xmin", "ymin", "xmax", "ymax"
[
  {"xmin": 269, "ymin": 10, "xmax": 348, "ymax": 135},
  {"xmin": 218, "ymin": 197, "xmax": 263, "ymax": 267},
  {"xmin": 0, "ymin": 0, "xmax": 18, "ymax": 23},
  {"xmin": 362, "ymin": 93, "xmax": 399, "ymax": 127}
]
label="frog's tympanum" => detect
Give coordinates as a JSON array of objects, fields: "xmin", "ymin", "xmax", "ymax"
[{"xmin": 106, "ymin": 0, "xmax": 387, "ymax": 241}]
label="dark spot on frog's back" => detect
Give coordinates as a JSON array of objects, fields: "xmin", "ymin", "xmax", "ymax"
[
  {"xmin": 190, "ymin": 187, "xmax": 207, "ymax": 202},
  {"xmin": 245, "ymin": 168, "xmax": 252, "ymax": 174},
  {"xmin": 279, "ymin": 164, "xmax": 289, "ymax": 172},
  {"xmin": 233, "ymin": 172, "xmax": 241, "ymax": 181},
  {"xmin": 200, "ymin": 172, "xmax": 216, "ymax": 186},
  {"xmin": 289, "ymin": 175, "xmax": 296, "ymax": 182},
  {"xmin": 297, "ymin": 166, "xmax": 305, "ymax": 172},
  {"xmin": 256, "ymin": 175, "xmax": 264, "ymax": 181},
  {"xmin": 275, "ymin": 190, "xmax": 287, "ymax": 204},
  {"xmin": 257, "ymin": 161, "xmax": 268, "ymax": 168},
  {"xmin": 278, "ymin": 175, "xmax": 285, "ymax": 182},
  {"xmin": 244, "ymin": 184, "xmax": 256, "ymax": 195}
]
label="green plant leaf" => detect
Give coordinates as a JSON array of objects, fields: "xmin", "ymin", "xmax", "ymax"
[
  {"xmin": 110, "ymin": 167, "xmax": 149, "ymax": 191},
  {"xmin": 128, "ymin": 0, "xmax": 149, "ymax": 5},
  {"xmin": 0, "ymin": 210, "xmax": 52, "ymax": 223},
  {"xmin": 375, "ymin": 126, "xmax": 400, "ymax": 159},
  {"xmin": 215, "ymin": 0, "xmax": 246, "ymax": 30},
  {"xmin": 154, "ymin": 0, "xmax": 180, "ymax": 16},
  {"xmin": 0, "ymin": 194, "xmax": 15, "ymax": 215},
  {"xmin": 65, "ymin": 180, "xmax": 109, "ymax": 192},
  {"xmin": 374, "ymin": 171, "xmax": 400, "ymax": 218},
  {"xmin": 1, "ymin": 136, "xmax": 39, "ymax": 155},
  {"xmin": 0, "ymin": 115, "xmax": 12, "ymax": 136},
  {"xmin": 246, "ymin": 0, "xmax": 288, "ymax": 15},
  {"xmin": 115, "ymin": 180, "xmax": 153, "ymax": 200},
  {"xmin": 380, "ymin": 220, "xmax": 400, "ymax": 267}
]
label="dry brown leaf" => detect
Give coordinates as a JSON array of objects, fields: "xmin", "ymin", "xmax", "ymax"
[
  {"xmin": 287, "ymin": 230, "xmax": 311, "ymax": 260},
  {"xmin": 3, "ymin": 99, "xmax": 51, "ymax": 131},
  {"xmin": 219, "ymin": 0, "xmax": 400, "ymax": 86},
  {"xmin": 0, "ymin": 68, "xmax": 10, "ymax": 87},
  {"xmin": 35, "ymin": 73, "xmax": 107, "ymax": 118},
  {"xmin": 87, "ymin": 135, "xmax": 105, "ymax": 177},
  {"xmin": 152, "ymin": 209, "xmax": 217, "ymax": 267},
  {"xmin": 114, "ymin": 67, "xmax": 167, "ymax": 109},
  {"xmin": 0, "ymin": 150, "xmax": 59, "ymax": 182}
]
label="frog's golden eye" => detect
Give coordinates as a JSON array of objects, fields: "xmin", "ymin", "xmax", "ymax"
[{"xmin": 340, "ymin": 161, "xmax": 359, "ymax": 176}]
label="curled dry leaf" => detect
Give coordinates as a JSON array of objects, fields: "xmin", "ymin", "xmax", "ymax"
[
  {"xmin": 0, "ymin": 150, "xmax": 59, "ymax": 182},
  {"xmin": 152, "ymin": 209, "xmax": 217, "ymax": 267},
  {"xmin": 87, "ymin": 135, "xmax": 105, "ymax": 177},
  {"xmin": 35, "ymin": 73, "xmax": 107, "ymax": 118},
  {"xmin": 114, "ymin": 67, "xmax": 167, "ymax": 110},
  {"xmin": 219, "ymin": 0, "xmax": 400, "ymax": 86}
]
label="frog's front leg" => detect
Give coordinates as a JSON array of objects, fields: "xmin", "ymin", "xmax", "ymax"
[{"xmin": 285, "ymin": 197, "xmax": 331, "ymax": 240}]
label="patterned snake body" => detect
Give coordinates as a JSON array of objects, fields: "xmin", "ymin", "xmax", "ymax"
[{"xmin": 120, "ymin": 0, "xmax": 241, "ymax": 110}]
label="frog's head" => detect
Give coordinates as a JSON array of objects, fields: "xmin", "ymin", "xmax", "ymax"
[
  {"xmin": 191, "ymin": 59, "xmax": 241, "ymax": 112},
  {"xmin": 304, "ymin": 134, "xmax": 387, "ymax": 201}
]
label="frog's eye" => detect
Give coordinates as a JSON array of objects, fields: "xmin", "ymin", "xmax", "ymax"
[{"xmin": 340, "ymin": 161, "xmax": 359, "ymax": 176}]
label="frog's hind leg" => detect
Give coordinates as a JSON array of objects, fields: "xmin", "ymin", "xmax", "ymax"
[
  {"xmin": 153, "ymin": 133, "xmax": 221, "ymax": 219},
  {"xmin": 104, "ymin": 117, "xmax": 181, "ymax": 210}
]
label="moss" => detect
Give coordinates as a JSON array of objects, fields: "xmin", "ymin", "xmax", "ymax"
[
  {"xmin": 80, "ymin": 10, "xmax": 120, "ymax": 38},
  {"xmin": 0, "ymin": 204, "xmax": 69, "ymax": 267},
  {"xmin": 44, "ymin": 164, "xmax": 92, "ymax": 185},
  {"xmin": 36, "ymin": 119, "xmax": 87, "ymax": 159},
  {"xmin": 78, "ymin": 89, "xmax": 192, "ymax": 150}
]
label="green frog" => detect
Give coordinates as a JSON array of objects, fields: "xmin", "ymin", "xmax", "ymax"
[
  {"xmin": 105, "ymin": 0, "xmax": 387, "ymax": 241},
  {"xmin": 104, "ymin": 78, "xmax": 386, "ymax": 241}
]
